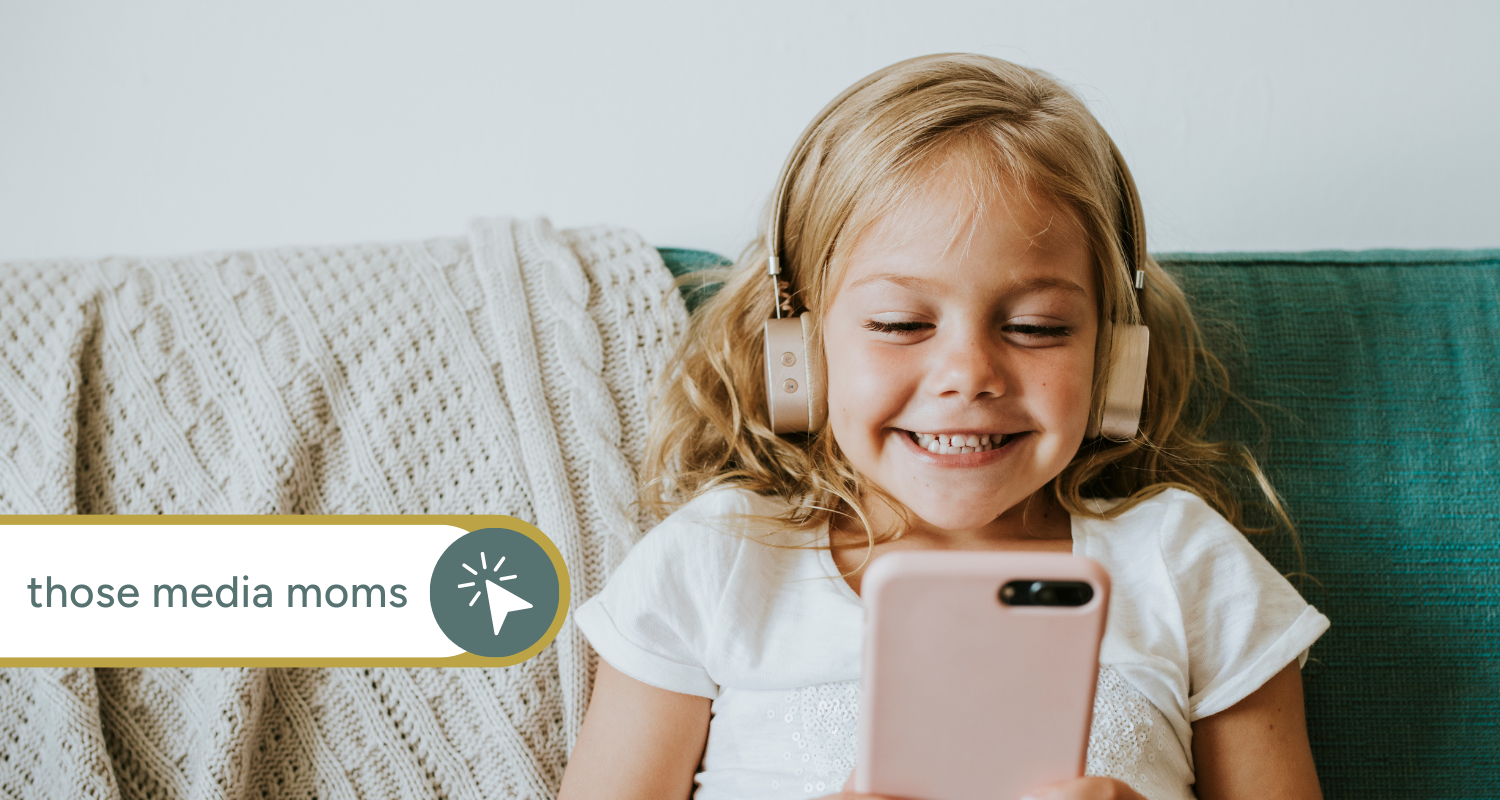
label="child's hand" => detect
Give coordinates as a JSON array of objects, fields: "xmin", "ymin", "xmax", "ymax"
[
  {"xmin": 821, "ymin": 776, "xmax": 1145, "ymax": 800},
  {"xmin": 1021, "ymin": 776, "xmax": 1148, "ymax": 800},
  {"xmin": 823, "ymin": 769, "xmax": 908, "ymax": 799}
]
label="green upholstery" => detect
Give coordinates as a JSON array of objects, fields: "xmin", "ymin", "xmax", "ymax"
[
  {"xmin": 1160, "ymin": 250, "xmax": 1500, "ymax": 798},
  {"xmin": 657, "ymin": 247, "xmax": 735, "ymax": 312},
  {"xmin": 656, "ymin": 246, "xmax": 1500, "ymax": 797}
]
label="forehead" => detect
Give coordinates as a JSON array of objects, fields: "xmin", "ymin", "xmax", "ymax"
[{"xmin": 833, "ymin": 157, "xmax": 1095, "ymax": 298}]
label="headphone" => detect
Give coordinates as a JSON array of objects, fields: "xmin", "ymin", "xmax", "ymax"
[{"xmin": 762, "ymin": 53, "xmax": 1150, "ymax": 441}]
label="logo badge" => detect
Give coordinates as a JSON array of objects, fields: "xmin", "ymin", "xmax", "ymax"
[{"xmin": 429, "ymin": 527, "xmax": 565, "ymax": 658}]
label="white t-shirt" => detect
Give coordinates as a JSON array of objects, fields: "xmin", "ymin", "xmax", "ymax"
[{"xmin": 574, "ymin": 487, "xmax": 1330, "ymax": 800}]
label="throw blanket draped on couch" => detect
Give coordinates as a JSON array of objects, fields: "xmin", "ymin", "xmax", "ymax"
[{"xmin": 0, "ymin": 218, "xmax": 689, "ymax": 799}]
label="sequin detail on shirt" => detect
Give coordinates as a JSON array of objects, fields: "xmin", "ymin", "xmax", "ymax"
[
  {"xmin": 750, "ymin": 667, "xmax": 1188, "ymax": 799},
  {"xmin": 1084, "ymin": 665, "xmax": 1185, "ymax": 798},
  {"xmin": 768, "ymin": 680, "xmax": 858, "ymax": 794}
]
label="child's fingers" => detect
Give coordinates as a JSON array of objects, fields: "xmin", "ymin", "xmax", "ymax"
[{"xmin": 1021, "ymin": 775, "xmax": 1146, "ymax": 800}]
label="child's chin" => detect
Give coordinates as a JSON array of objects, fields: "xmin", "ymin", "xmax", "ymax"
[{"xmin": 905, "ymin": 500, "xmax": 1012, "ymax": 533}]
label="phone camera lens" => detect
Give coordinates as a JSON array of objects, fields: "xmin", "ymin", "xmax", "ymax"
[{"xmin": 999, "ymin": 580, "xmax": 1094, "ymax": 607}]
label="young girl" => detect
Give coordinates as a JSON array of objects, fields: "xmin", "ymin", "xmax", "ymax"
[{"xmin": 559, "ymin": 53, "xmax": 1329, "ymax": 800}]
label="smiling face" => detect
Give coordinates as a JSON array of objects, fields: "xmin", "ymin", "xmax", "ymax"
[{"xmin": 822, "ymin": 160, "xmax": 1099, "ymax": 541}]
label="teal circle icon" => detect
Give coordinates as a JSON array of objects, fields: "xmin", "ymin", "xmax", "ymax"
[{"xmin": 430, "ymin": 527, "xmax": 564, "ymax": 658}]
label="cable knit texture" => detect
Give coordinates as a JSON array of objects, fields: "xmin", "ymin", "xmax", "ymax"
[{"xmin": 0, "ymin": 218, "xmax": 689, "ymax": 800}]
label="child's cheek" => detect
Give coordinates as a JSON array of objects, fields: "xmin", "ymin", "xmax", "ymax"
[
  {"xmin": 824, "ymin": 337, "xmax": 912, "ymax": 442},
  {"xmin": 1016, "ymin": 343, "xmax": 1095, "ymax": 437}
]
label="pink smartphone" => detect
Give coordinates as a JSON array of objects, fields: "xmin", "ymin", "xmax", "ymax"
[{"xmin": 855, "ymin": 551, "xmax": 1110, "ymax": 800}]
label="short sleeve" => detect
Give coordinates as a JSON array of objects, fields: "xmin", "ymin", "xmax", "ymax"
[
  {"xmin": 1158, "ymin": 492, "xmax": 1331, "ymax": 720},
  {"xmin": 573, "ymin": 490, "xmax": 748, "ymax": 700}
]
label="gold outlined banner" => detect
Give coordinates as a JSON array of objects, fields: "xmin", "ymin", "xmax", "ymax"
[{"xmin": 0, "ymin": 515, "xmax": 570, "ymax": 667}]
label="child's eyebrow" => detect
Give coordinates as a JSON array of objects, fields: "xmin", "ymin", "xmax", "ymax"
[
  {"xmin": 845, "ymin": 272, "xmax": 942, "ymax": 293},
  {"xmin": 846, "ymin": 272, "xmax": 1087, "ymax": 299},
  {"xmin": 1005, "ymin": 277, "xmax": 1089, "ymax": 298}
]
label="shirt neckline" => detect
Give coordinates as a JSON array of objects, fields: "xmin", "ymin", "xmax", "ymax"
[{"xmin": 815, "ymin": 514, "xmax": 1084, "ymax": 607}]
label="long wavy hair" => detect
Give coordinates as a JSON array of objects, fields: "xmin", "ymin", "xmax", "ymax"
[{"xmin": 639, "ymin": 53, "xmax": 1297, "ymax": 567}]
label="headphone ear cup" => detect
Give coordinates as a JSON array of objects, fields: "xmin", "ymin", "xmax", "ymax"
[
  {"xmin": 801, "ymin": 313, "xmax": 827, "ymax": 432},
  {"xmin": 764, "ymin": 314, "xmax": 826, "ymax": 433},
  {"xmin": 1090, "ymin": 324, "xmax": 1150, "ymax": 440}
]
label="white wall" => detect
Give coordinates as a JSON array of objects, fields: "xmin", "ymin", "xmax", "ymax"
[{"xmin": 3, "ymin": 0, "xmax": 1497, "ymax": 263}]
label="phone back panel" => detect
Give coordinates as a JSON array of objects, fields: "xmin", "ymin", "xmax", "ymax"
[{"xmin": 856, "ymin": 551, "xmax": 1110, "ymax": 800}]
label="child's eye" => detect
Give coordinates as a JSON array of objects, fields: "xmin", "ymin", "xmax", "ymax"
[
  {"xmin": 862, "ymin": 320, "xmax": 933, "ymax": 335},
  {"xmin": 1003, "ymin": 324, "xmax": 1072, "ymax": 339}
]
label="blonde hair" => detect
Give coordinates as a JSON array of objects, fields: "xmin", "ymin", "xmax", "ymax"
[{"xmin": 641, "ymin": 54, "xmax": 1298, "ymax": 564}]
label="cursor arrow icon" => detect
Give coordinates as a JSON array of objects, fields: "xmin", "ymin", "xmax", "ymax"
[{"xmin": 484, "ymin": 579, "xmax": 533, "ymax": 635}]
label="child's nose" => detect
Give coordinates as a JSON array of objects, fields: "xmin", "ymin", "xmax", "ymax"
[{"xmin": 930, "ymin": 330, "xmax": 1007, "ymax": 400}]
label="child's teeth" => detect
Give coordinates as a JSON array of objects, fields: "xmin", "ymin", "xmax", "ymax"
[{"xmin": 909, "ymin": 431, "xmax": 1012, "ymax": 454}]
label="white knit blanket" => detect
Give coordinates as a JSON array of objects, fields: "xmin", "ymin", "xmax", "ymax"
[{"xmin": 0, "ymin": 218, "xmax": 689, "ymax": 799}]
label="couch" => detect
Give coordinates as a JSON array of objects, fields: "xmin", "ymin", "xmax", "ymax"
[{"xmin": 2, "ymin": 237, "xmax": 1494, "ymax": 799}]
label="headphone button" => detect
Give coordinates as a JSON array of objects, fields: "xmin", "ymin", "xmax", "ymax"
[
  {"xmin": 783, "ymin": 379, "xmax": 798, "ymax": 394},
  {"xmin": 781, "ymin": 352, "xmax": 797, "ymax": 367}
]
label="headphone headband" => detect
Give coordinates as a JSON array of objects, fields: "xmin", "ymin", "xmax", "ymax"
[{"xmin": 1108, "ymin": 139, "xmax": 1148, "ymax": 301}]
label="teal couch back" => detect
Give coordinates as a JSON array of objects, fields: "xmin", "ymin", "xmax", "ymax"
[{"xmin": 657, "ymin": 247, "xmax": 1500, "ymax": 798}]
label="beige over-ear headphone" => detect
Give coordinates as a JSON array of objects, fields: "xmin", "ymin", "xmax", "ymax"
[{"xmin": 763, "ymin": 54, "xmax": 1150, "ymax": 440}]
